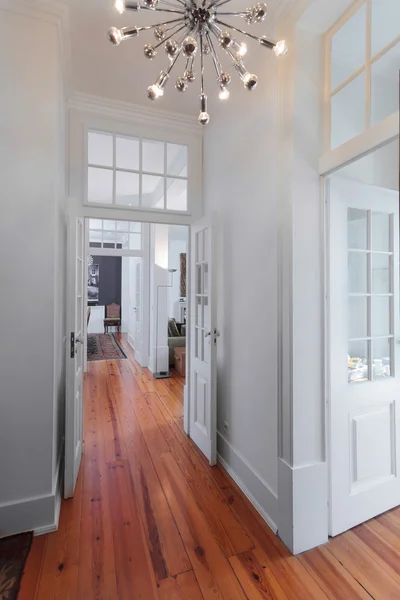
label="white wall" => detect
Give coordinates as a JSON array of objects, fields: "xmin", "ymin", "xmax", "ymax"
[
  {"xmin": 0, "ymin": 6, "xmax": 66, "ymax": 535},
  {"xmin": 168, "ymin": 230, "xmax": 187, "ymax": 322},
  {"xmin": 203, "ymin": 50, "xmax": 279, "ymax": 527}
]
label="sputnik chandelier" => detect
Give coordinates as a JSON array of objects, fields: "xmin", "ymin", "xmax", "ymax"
[{"xmin": 108, "ymin": 0, "xmax": 288, "ymax": 125}]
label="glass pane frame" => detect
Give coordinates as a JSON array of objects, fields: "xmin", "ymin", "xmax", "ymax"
[
  {"xmin": 87, "ymin": 129, "xmax": 189, "ymax": 213},
  {"xmin": 325, "ymin": 0, "xmax": 400, "ymax": 152},
  {"xmin": 347, "ymin": 208, "xmax": 396, "ymax": 383}
]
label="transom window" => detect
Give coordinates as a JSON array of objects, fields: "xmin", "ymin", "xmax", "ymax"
[
  {"xmin": 347, "ymin": 208, "xmax": 394, "ymax": 383},
  {"xmin": 89, "ymin": 219, "xmax": 141, "ymax": 250},
  {"xmin": 87, "ymin": 131, "xmax": 188, "ymax": 212},
  {"xmin": 326, "ymin": 0, "xmax": 400, "ymax": 150}
]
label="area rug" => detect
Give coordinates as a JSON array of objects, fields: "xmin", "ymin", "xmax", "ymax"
[
  {"xmin": 0, "ymin": 532, "xmax": 32, "ymax": 600},
  {"xmin": 87, "ymin": 333, "xmax": 127, "ymax": 361}
]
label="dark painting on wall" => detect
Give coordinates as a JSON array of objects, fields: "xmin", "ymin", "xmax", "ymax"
[
  {"xmin": 180, "ymin": 253, "xmax": 187, "ymax": 298},
  {"xmin": 88, "ymin": 264, "xmax": 99, "ymax": 303}
]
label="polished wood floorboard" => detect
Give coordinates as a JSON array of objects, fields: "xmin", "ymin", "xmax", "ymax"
[{"xmin": 20, "ymin": 335, "xmax": 400, "ymax": 599}]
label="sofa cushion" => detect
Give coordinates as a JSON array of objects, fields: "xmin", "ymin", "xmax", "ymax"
[{"xmin": 168, "ymin": 318, "xmax": 180, "ymax": 337}]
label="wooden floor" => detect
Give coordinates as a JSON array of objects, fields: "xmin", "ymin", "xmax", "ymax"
[{"xmin": 20, "ymin": 335, "xmax": 400, "ymax": 599}]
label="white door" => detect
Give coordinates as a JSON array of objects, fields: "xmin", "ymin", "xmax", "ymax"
[
  {"xmin": 189, "ymin": 220, "xmax": 217, "ymax": 465},
  {"xmin": 329, "ymin": 177, "xmax": 400, "ymax": 536},
  {"xmin": 64, "ymin": 216, "xmax": 85, "ymax": 498}
]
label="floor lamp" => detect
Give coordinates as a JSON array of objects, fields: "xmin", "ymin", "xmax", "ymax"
[{"xmin": 154, "ymin": 268, "xmax": 177, "ymax": 379}]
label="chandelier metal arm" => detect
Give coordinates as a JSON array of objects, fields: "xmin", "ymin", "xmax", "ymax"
[
  {"xmin": 217, "ymin": 12, "xmax": 247, "ymax": 16},
  {"xmin": 208, "ymin": 0, "xmax": 235, "ymax": 10},
  {"xmin": 154, "ymin": 24, "xmax": 187, "ymax": 48},
  {"xmin": 215, "ymin": 18, "xmax": 275, "ymax": 47},
  {"xmin": 158, "ymin": 0, "xmax": 186, "ymax": 8},
  {"xmin": 139, "ymin": 17, "xmax": 186, "ymax": 30},
  {"xmin": 141, "ymin": 5, "xmax": 185, "ymax": 13},
  {"xmin": 206, "ymin": 30, "xmax": 222, "ymax": 77}
]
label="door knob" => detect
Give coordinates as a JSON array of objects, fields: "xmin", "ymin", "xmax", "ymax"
[{"xmin": 76, "ymin": 334, "xmax": 84, "ymax": 345}]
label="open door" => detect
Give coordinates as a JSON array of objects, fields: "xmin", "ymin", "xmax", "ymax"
[
  {"xmin": 189, "ymin": 219, "xmax": 218, "ymax": 465},
  {"xmin": 64, "ymin": 215, "xmax": 85, "ymax": 498},
  {"xmin": 329, "ymin": 175, "xmax": 400, "ymax": 535}
]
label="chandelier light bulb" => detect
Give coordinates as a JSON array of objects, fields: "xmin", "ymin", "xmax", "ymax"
[
  {"xmin": 165, "ymin": 39, "xmax": 179, "ymax": 58},
  {"xmin": 108, "ymin": 27, "xmax": 123, "ymax": 45},
  {"xmin": 114, "ymin": 0, "xmax": 125, "ymax": 13},
  {"xmin": 143, "ymin": 0, "xmax": 158, "ymax": 9},
  {"xmin": 219, "ymin": 31, "xmax": 234, "ymax": 49},
  {"xmin": 274, "ymin": 40, "xmax": 288, "ymax": 57},
  {"xmin": 219, "ymin": 72, "xmax": 232, "ymax": 87},
  {"xmin": 144, "ymin": 44, "xmax": 157, "ymax": 58},
  {"xmin": 198, "ymin": 111, "xmax": 210, "ymax": 125},
  {"xmin": 176, "ymin": 76, "xmax": 188, "ymax": 92},
  {"xmin": 154, "ymin": 26, "xmax": 165, "ymax": 40},
  {"xmin": 147, "ymin": 84, "xmax": 164, "ymax": 100},
  {"xmin": 218, "ymin": 87, "xmax": 230, "ymax": 100},
  {"xmin": 184, "ymin": 69, "xmax": 195, "ymax": 82},
  {"xmin": 183, "ymin": 36, "xmax": 198, "ymax": 57},
  {"xmin": 243, "ymin": 72, "xmax": 258, "ymax": 90},
  {"xmin": 233, "ymin": 41, "xmax": 247, "ymax": 57}
]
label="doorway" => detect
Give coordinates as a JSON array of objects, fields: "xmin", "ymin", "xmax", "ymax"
[{"xmin": 327, "ymin": 138, "xmax": 400, "ymax": 536}]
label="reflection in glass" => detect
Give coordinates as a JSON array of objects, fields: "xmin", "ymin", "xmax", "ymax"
[
  {"xmin": 348, "ymin": 252, "xmax": 367, "ymax": 293},
  {"xmin": 331, "ymin": 72, "xmax": 366, "ymax": 149},
  {"xmin": 348, "ymin": 296, "xmax": 368, "ymax": 339},
  {"xmin": 142, "ymin": 175, "xmax": 164, "ymax": 208},
  {"xmin": 331, "ymin": 4, "xmax": 366, "ymax": 90},
  {"xmin": 116, "ymin": 136, "xmax": 140, "ymax": 171},
  {"xmin": 88, "ymin": 132, "xmax": 113, "ymax": 167},
  {"xmin": 116, "ymin": 172, "xmax": 140, "ymax": 206},
  {"xmin": 143, "ymin": 140, "xmax": 165, "ymax": 174},
  {"xmin": 129, "ymin": 233, "xmax": 141, "ymax": 250},
  {"xmin": 348, "ymin": 208, "xmax": 368, "ymax": 250},
  {"xmin": 348, "ymin": 340, "xmax": 369, "ymax": 383},
  {"xmin": 88, "ymin": 168, "xmax": 113, "ymax": 204},
  {"xmin": 167, "ymin": 143, "xmax": 188, "ymax": 176},
  {"xmin": 372, "ymin": 253, "xmax": 391, "ymax": 294},
  {"xmin": 372, "ymin": 296, "xmax": 391, "ymax": 337},
  {"xmin": 167, "ymin": 178, "xmax": 187, "ymax": 211},
  {"xmin": 371, "ymin": 0, "xmax": 400, "ymax": 56},
  {"xmin": 371, "ymin": 43, "xmax": 400, "ymax": 125},
  {"xmin": 372, "ymin": 212, "xmax": 390, "ymax": 252},
  {"xmin": 373, "ymin": 338, "xmax": 392, "ymax": 379}
]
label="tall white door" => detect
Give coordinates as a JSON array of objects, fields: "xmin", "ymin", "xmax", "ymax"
[
  {"xmin": 64, "ymin": 216, "xmax": 85, "ymax": 498},
  {"xmin": 189, "ymin": 220, "xmax": 217, "ymax": 465},
  {"xmin": 329, "ymin": 177, "xmax": 400, "ymax": 536}
]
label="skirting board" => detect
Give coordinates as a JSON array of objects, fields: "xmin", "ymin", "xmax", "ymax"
[
  {"xmin": 0, "ymin": 456, "xmax": 63, "ymax": 537},
  {"xmin": 217, "ymin": 432, "xmax": 278, "ymax": 533}
]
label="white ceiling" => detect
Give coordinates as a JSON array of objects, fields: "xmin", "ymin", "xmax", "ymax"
[{"xmin": 62, "ymin": 0, "xmax": 285, "ymax": 114}]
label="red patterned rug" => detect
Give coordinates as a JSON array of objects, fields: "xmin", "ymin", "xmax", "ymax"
[
  {"xmin": 0, "ymin": 532, "xmax": 32, "ymax": 600},
  {"xmin": 87, "ymin": 333, "xmax": 127, "ymax": 361}
]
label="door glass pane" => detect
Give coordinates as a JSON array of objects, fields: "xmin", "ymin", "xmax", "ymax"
[
  {"xmin": 348, "ymin": 208, "xmax": 368, "ymax": 250},
  {"xmin": 130, "ymin": 222, "xmax": 141, "ymax": 233},
  {"xmin": 88, "ymin": 168, "xmax": 113, "ymax": 204},
  {"xmin": 116, "ymin": 232, "xmax": 129, "ymax": 249},
  {"xmin": 88, "ymin": 131, "xmax": 113, "ymax": 167},
  {"xmin": 372, "ymin": 212, "xmax": 390, "ymax": 251},
  {"xmin": 143, "ymin": 140, "xmax": 164, "ymax": 174},
  {"xmin": 348, "ymin": 252, "xmax": 368, "ymax": 293},
  {"xmin": 129, "ymin": 233, "xmax": 141, "ymax": 250},
  {"xmin": 167, "ymin": 143, "xmax": 188, "ymax": 177},
  {"xmin": 89, "ymin": 229, "xmax": 102, "ymax": 243},
  {"xmin": 348, "ymin": 296, "xmax": 368, "ymax": 339},
  {"xmin": 167, "ymin": 178, "xmax": 187, "ymax": 211},
  {"xmin": 371, "ymin": 42, "xmax": 400, "ymax": 126},
  {"xmin": 348, "ymin": 340, "xmax": 369, "ymax": 383},
  {"xmin": 117, "ymin": 220, "xmax": 129, "ymax": 231},
  {"xmin": 331, "ymin": 72, "xmax": 366, "ymax": 149},
  {"xmin": 372, "ymin": 253, "xmax": 391, "ymax": 294},
  {"xmin": 116, "ymin": 171, "xmax": 140, "ymax": 206},
  {"xmin": 373, "ymin": 338, "xmax": 392, "ymax": 379},
  {"xmin": 371, "ymin": 0, "xmax": 400, "ymax": 56},
  {"xmin": 103, "ymin": 220, "xmax": 116, "ymax": 230},
  {"xmin": 142, "ymin": 175, "xmax": 164, "ymax": 208},
  {"xmin": 89, "ymin": 218, "xmax": 102, "ymax": 230},
  {"xmin": 372, "ymin": 296, "xmax": 391, "ymax": 336},
  {"xmin": 116, "ymin": 136, "xmax": 139, "ymax": 171},
  {"xmin": 103, "ymin": 231, "xmax": 116, "ymax": 246},
  {"xmin": 331, "ymin": 4, "xmax": 366, "ymax": 90}
]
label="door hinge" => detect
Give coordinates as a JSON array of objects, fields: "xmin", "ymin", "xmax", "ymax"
[{"xmin": 70, "ymin": 332, "xmax": 75, "ymax": 358}]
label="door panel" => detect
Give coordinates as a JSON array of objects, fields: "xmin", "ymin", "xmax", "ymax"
[
  {"xmin": 329, "ymin": 176, "xmax": 400, "ymax": 535},
  {"xmin": 189, "ymin": 220, "xmax": 217, "ymax": 465},
  {"xmin": 64, "ymin": 216, "xmax": 84, "ymax": 498}
]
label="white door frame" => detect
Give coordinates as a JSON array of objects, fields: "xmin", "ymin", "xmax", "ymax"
[
  {"xmin": 322, "ymin": 133, "xmax": 400, "ymax": 535},
  {"xmin": 67, "ymin": 198, "xmax": 197, "ymax": 449}
]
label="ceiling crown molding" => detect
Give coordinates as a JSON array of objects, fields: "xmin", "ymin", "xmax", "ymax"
[
  {"xmin": 0, "ymin": 0, "xmax": 73, "ymax": 99},
  {"xmin": 69, "ymin": 91, "xmax": 203, "ymax": 136}
]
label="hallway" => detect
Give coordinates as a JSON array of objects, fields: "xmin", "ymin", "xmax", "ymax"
[{"xmin": 19, "ymin": 336, "xmax": 400, "ymax": 599}]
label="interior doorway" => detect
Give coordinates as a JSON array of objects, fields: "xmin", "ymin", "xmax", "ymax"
[{"xmin": 327, "ymin": 138, "xmax": 400, "ymax": 536}]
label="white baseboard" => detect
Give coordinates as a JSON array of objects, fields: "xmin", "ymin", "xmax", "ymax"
[
  {"xmin": 217, "ymin": 432, "xmax": 278, "ymax": 533},
  {"xmin": 0, "ymin": 453, "xmax": 63, "ymax": 537},
  {"xmin": 278, "ymin": 458, "xmax": 328, "ymax": 554}
]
